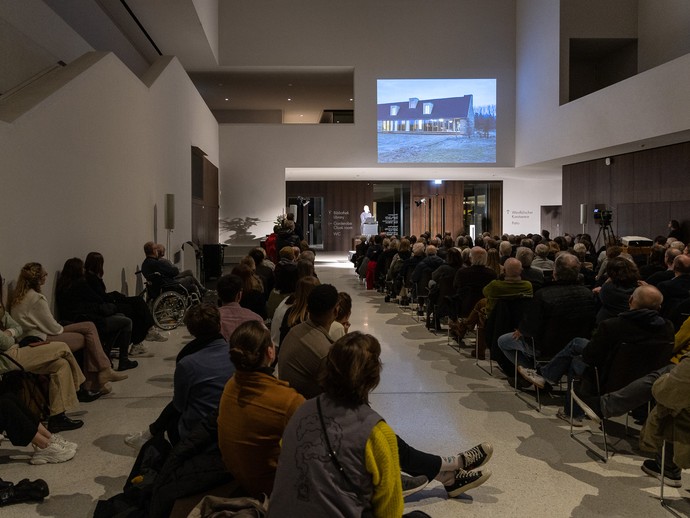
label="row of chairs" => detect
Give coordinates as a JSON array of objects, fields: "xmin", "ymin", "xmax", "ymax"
[{"xmin": 379, "ymin": 283, "xmax": 684, "ymax": 514}]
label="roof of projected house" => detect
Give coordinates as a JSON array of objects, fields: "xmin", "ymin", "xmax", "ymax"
[{"xmin": 377, "ymin": 95, "xmax": 473, "ymax": 120}]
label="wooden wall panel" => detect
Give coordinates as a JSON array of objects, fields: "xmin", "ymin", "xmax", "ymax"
[
  {"xmin": 191, "ymin": 152, "xmax": 219, "ymax": 245},
  {"xmin": 562, "ymin": 141, "xmax": 690, "ymax": 242},
  {"xmin": 410, "ymin": 181, "xmax": 466, "ymax": 238}
]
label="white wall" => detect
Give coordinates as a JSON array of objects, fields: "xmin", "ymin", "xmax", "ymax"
[
  {"xmin": 217, "ymin": 0, "xmax": 540, "ymax": 242},
  {"xmin": 0, "ymin": 51, "xmax": 218, "ymax": 302},
  {"xmin": 516, "ymin": 0, "xmax": 690, "ymax": 167}
]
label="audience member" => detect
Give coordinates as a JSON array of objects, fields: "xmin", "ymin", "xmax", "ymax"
[
  {"xmin": 0, "ymin": 393, "xmax": 77, "ymax": 464},
  {"xmin": 593, "ymin": 256, "xmax": 640, "ymax": 324},
  {"xmin": 519, "ymin": 285, "xmax": 674, "ymax": 424},
  {"xmin": 1, "ymin": 306, "xmax": 85, "ymax": 432},
  {"xmin": 516, "ymin": 247, "xmax": 544, "ymax": 290},
  {"xmin": 497, "ymin": 253, "xmax": 596, "ymax": 374},
  {"xmin": 55, "ymin": 258, "xmax": 136, "ymax": 372},
  {"xmin": 10, "ymin": 264, "xmax": 126, "ymax": 394},
  {"xmin": 329, "ymin": 291, "xmax": 352, "ymax": 341},
  {"xmin": 216, "ymin": 274, "xmax": 264, "ymax": 342},
  {"xmin": 231, "ymin": 263, "xmax": 267, "ymax": 319},
  {"xmin": 217, "ymin": 321, "xmax": 305, "ymax": 497}
]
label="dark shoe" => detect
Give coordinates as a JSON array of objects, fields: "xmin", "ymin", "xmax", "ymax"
[
  {"xmin": 459, "ymin": 442, "xmax": 493, "ymax": 471},
  {"xmin": 47, "ymin": 413, "xmax": 84, "ymax": 433},
  {"xmin": 0, "ymin": 479, "xmax": 49, "ymax": 506},
  {"xmin": 401, "ymin": 474, "xmax": 428, "ymax": 498},
  {"xmin": 470, "ymin": 349, "xmax": 486, "ymax": 360},
  {"xmin": 117, "ymin": 358, "xmax": 138, "ymax": 371},
  {"xmin": 556, "ymin": 408, "xmax": 584, "ymax": 427},
  {"xmin": 77, "ymin": 388, "xmax": 102, "ymax": 403},
  {"xmin": 642, "ymin": 459, "xmax": 682, "ymax": 487},
  {"xmin": 444, "ymin": 469, "xmax": 492, "ymax": 497},
  {"xmin": 14, "ymin": 479, "xmax": 50, "ymax": 501}
]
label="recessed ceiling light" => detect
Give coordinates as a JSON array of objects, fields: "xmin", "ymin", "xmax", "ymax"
[
  {"xmin": 349, "ymin": 98, "xmax": 353, "ymax": 102},
  {"xmin": 225, "ymin": 98, "xmax": 229, "ymax": 101},
  {"xmin": 288, "ymin": 98, "xmax": 292, "ymax": 101},
  {"xmin": 218, "ymin": 83, "xmax": 223, "ymax": 86},
  {"xmin": 288, "ymin": 83, "xmax": 293, "ymax": 87},
  {"xmin": 300, "ymin": 114, "xmax": 303, "ymax": 117}
]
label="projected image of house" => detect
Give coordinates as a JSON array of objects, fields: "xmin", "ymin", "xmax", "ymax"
[{"xmin": 377, "ymin": 95, "xmax": 474, "ymax": 135}]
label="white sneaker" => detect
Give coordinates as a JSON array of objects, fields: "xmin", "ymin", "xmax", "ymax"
[
  {"xmin": 50, "ymin": 433, "xmax": 77, "ymax": 451},
  {"xmin": 124, "ymin": 429, "xmax": 152, "ymax": 450},
  {"xmin": 517, "ymin": 366, "xmax": 546, "ymax": 389},
  {"xmin": 146, "ymin": 329, "xmax": 168, "ymax": 342},
  {"xmin": 129, "ymin": 343, "xmax": 154, "ymax": 358},
  {"xmin": 30, "ymin": 442, "xmax": 76, "ymax": 464}
]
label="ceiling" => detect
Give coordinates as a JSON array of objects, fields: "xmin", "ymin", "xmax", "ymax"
[{"xmin": 44, "ymin": 0, "xmax": 354, "ymax": 124}]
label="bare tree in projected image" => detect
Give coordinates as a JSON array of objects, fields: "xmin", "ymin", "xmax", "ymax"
[{"xmin": 474, "ymin": 105, "xmax": 496, "ymax": 138}]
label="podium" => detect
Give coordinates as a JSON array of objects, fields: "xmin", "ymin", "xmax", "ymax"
[{"xmin": 362, "ymin": 223, "xmax": 379, "ymax": 237}]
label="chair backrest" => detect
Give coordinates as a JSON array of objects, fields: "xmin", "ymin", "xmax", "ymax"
[
  {"xmin": 485, "ymin": 296, "xmax": 532, "ymax": 348},
  {"xmin": 536, "ymin": 307, "xmax": 596, "ymax": 359},
  {"xmin": 457, "ymin": 284, "xmax": 486, "ymax": 318},
  {"xmin": 599, "ymin": 338, "xmax": 675, "ymax": 394}
]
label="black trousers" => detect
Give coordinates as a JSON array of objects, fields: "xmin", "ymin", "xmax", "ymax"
[
  {"xmin": 0, "ymin": 393, "xmax": 38, "ymax": 447},
  {"xmin": 116, "ymin": 296, "xmax": 155, "ymax": 344},
  {"xmin": 396, "ymin": 435, "xmax": 442, "ymax": 481}
]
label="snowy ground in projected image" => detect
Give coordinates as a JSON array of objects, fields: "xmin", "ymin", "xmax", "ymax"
[{"xmin": 378, "ymin": 133, "xmax": 496, "ymax": 163}]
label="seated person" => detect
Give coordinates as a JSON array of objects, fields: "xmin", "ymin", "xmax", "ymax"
[
  {"xmin": 156, "ymin": 243, "xmax": 206, "ymax": 295},
  {"xmin": 216, "ymin": 274, "xmax": 264, "ymax": 343},
  {"xmin": 279, "ymin": 284, "xmax": 494, "ymax": 499},
  {"xmin": 518, "ymin": 285, "xmax": 674, "ymax": 424},
  {"xmin": 248, "ymin": 247, "xmax": 275, "ymax": 300},
  {"xmin": 9, "ymin": 265, "xmax": 126, "ymax": 394},
  {"xmin": 271, "ymin": 332, "xmax": 492, "ymax": 516},
  {"xmin": 329, "ymin": 292, "xmax": 352, "ymax": 341},
  {"xmin": 0, "ymin": 392, "xmax": 77, "ymax": 464},
  {"xmin": 217, "ymin": 320, "xmax": 305, "ymax": 497},
  {"xmin": 55, "ymin": 258, "xmax": 136, "ymax": 372},
  {"xmin": 639, "ymin": 351, "xmax": 690, "ymax": 487},
  {"xmin": 85, "ymin": 251, "xmax": 166, "ymax": 353},
  {"xmin": 279, "ymin": 276, "xmax": 321, "ymax": 346},
  {"xmin": 593, "ymin": 256, "xmax": 640, "ymax": 324},
  {"xmin": 140, "ymin": 241, "xmax": 202, "ymax": 298},
  {"xmin": 231, "ymin": 264, "xmax": 267, "ymax": 320},
  {"xmin": 1, "ymin": 308, "xmax": 85, "ymax": 432},
  {"xmin": 125, "ymin": 304, "xmax": 234, "ymax": 448},
  {"xmin": 497, "ymin": 253, "xmax": 596, "ymax": 374}
]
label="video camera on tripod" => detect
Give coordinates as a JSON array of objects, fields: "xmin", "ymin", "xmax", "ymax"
[{"xmin": 593, "ymin": 208, "xmax": 613, "ymax": 227}]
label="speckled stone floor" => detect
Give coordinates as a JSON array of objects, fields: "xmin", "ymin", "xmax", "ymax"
[{"xmin": 2, "ymin": 252, "xmax": 687, "ymax": 517}]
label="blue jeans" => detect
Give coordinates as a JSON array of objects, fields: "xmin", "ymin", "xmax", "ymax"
[
  {"xmin": 540, "ymin": 337, "xmax": 590, "ymax": 385},
  {"xmin": 497, "ymin": 332, "xmax": 536, "ymax": 369}
]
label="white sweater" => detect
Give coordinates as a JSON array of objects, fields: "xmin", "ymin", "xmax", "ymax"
[{"xmin": 10, "ymin": 289, "xmax": 63, "ymax": 340}]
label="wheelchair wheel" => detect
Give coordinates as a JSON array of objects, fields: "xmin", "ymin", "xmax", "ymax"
[{"xmin": 152, "ymin": 291, "xmax": 187, "ymax": 330}]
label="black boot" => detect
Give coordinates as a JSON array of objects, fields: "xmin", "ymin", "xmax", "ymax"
[{"xmin": 47, "ymin": 413, "xmax": 84, "ymax": 433}]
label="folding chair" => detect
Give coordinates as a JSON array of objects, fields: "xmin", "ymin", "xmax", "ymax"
[{"xmin": 568, "ymin": 338, "xmax": 674, "ymax": 462}]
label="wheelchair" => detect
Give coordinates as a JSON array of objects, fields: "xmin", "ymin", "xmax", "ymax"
[{"xmin": 136, "ymin": 270, "xmax": 202, "ymax": 330}]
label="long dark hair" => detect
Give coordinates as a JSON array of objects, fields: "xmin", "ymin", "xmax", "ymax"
[
  {"xmin": 55, "ymin": 257, "xmax": 85, "ymax": 294},
  {"xmin": 84, "ymin": 252, "xmax": 104, "ymax": 278}
]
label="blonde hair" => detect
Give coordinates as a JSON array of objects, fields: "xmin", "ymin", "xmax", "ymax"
[{"xmin": 12, "ymin": 262, "xmax": 45, "ymax": 307}]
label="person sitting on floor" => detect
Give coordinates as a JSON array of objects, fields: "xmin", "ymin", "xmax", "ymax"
[
  {"xmin": 278, "ymin": 284, "xmax": 494, "ymax": 499},
  {"xmin": 216, "ymin": 274, "xmax": 264, "ymax": 343},
  {"xmin": 124, "ymin": 303, "xmax": 235, "ymax": 449}
]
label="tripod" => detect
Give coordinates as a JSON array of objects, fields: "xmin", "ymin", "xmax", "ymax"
[{"xmin": 595, "ymin": 222, "xmax": 615, "ymax": 248}]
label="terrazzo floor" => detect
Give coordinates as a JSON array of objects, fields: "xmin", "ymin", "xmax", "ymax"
[{"xmin": 1, "ymin": 252, "xmax": 687, "ymax": 517}]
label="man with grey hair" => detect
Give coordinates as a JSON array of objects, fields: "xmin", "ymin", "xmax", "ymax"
[
  {"xmin": 499, "ymin": 240, "xmax": 513, "ymax": 265},
  {"xmin": 516, "ymin": 246, "xmax": 544, "ymax": 290},
  {"xmin": 519, "ymin": 285, "xmax": 674, "ymax": 425},
  {"xmin": 411, "ymin": 244, "xmax": 444, "ymax": 283},
  {"xmin": 531, "ymin": 243, "xmax": 554, "ymax": 271},
  {"xmin": 496, "ymin": 253, "xmax": 596, "ymax": 375}
]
